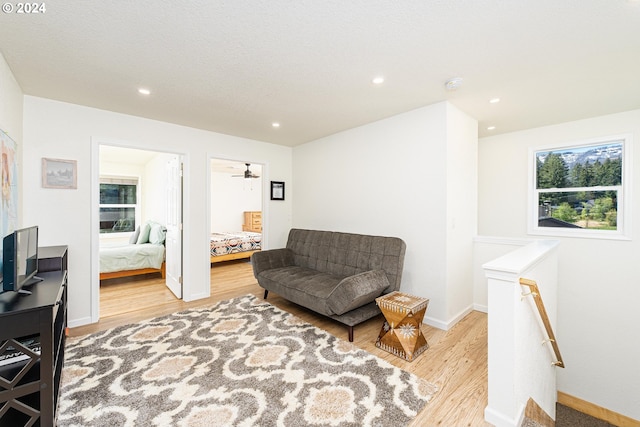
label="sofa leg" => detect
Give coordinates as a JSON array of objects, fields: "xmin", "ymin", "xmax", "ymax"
[
  {"xmin": 348, "ymin": 326, "xmax": 354, "ymax": 342},
  {"xmin": 263, "ymin": 289, "xmax": 269, "ymax": 299}
]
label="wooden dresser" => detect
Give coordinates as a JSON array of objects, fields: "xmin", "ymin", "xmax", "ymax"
[{"xmin": 243, "ymin": 211, "xmax": 262, "ymax": 232}]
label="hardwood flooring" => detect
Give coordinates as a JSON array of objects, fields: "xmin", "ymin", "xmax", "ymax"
[{"xmin": 70, "ymin": 260, "xmax": 490, "ymax": 427}]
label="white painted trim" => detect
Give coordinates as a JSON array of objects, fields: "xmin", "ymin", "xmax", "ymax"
[
  {"xmin": 423, "ymin": 304, "xmax": 474, "ymax": 331},
  {"xmin": 483, "ymin": 240, "xmax": 559, "ymax": 279},
  {"xmin": 67, "ymin": 316, "xmax": 93, "ymax": 329},
  {"xmin": 473, "ymin": 235, "xmax": 532, "ymax": 246},
  {"xmin": 90, "ymin": 138, "xmax": 100, "ymax": 324},
  {"xmin": 206, "ymin": 153, "xmax": 270, "ymax": 289},
  {"xmin": 90, "ymin": 138, "xmax": 188, "ymax": 316},
  {"xmin": 473, "ymin": 303, "xmax": 488, "ymax": 313},
  {"xmin": 527, "ymin": 133, "xmax": 633, "ymax": 241},
  {"xmin": 484, "ymin": 403, "xmax": 526, "ymax": 427}
]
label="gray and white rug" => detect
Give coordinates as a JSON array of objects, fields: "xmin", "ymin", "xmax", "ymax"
[{"xmin": 59, "ymin": 295, "xmax": 437, "ymax": 426}]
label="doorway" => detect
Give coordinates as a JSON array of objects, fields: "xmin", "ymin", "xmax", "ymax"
[
  {"xmin": 92, "ymin": 143, "xmax": 184, "ymax": 321},
  {"xmin": 209, "ymin": 158, "xmax": 264, "ymax": 290}
]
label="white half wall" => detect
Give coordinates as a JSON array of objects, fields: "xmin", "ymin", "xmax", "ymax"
[
  {"xmin": 478, "ymin": 108, "xmax": 640, "ymax": 420},
  {"xmin": 22, "ymin": 96, "xmax": 292, "ymax": 327}
]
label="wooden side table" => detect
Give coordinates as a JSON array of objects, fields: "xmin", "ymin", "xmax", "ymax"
[{"xmin": 375, "ymin": 291, "xmax": 429, "ymax": 362}]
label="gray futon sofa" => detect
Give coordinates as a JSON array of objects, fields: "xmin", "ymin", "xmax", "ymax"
[{"xmin": 251, "ymin": 228, "xmax": 406, "ymax": 341}]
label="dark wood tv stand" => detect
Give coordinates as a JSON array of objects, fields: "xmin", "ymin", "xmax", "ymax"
[{"xmin": 0, "ymin": 245, "xmax": 68, "ymax": 426}]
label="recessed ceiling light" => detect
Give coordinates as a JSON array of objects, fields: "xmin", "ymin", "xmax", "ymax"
[
  {"xmin": 138, "ymin": 88, "xmax": 151, "ymax": 95},
  {"xmin": 444, "ymin": 77, "xmax": 463, "ymax": 91},
  {"xmin": 489, "ymin": 98, "xmax": 500, "ymax": 104},
  {"xmin": 487, "ymin": 126, "xmax": 496, "ymax": 130},
  {"xmin": 272, "ymin": 122, "xmax": 280, "ymax": 128},
  {"xmin": 372, "ymin": 76, "xmax": 385, "ymax": 85}
]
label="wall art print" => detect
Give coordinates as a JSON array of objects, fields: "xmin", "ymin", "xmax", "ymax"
[
  {"xmin": 0, "ymin": 129, "xmax": 18, "ymax": 241},
  {"xmin": 42, "ymin": 157, "xmax": 77, "ymax": 189}
]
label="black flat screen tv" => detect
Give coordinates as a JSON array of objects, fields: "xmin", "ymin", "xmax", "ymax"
[{"xmin": 1, "ymin": 226, "xmax": 39, "ymax": 293}]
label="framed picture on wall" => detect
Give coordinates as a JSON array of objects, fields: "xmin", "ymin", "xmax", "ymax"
[
  {"xmin": 270, "ymin": 181, "xmax": 285, "ymax": 200},
  {"xmin": 42, "ymin": 158, "xmax": 77, "ymax": 189}
]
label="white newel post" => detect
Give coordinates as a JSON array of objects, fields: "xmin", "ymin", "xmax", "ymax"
[{"xmin": 482, "ymin": 240, "xmax": 560, "ymax": 427}]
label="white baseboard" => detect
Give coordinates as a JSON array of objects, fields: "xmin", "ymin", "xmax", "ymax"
[
  {"xmin": 67, "ymin": 316, "xmax": 93, "ymax": 328},
  {"xmin": 423, "ymin": 304, "xmax": 474, "ymax": 331},
  {"xmin": 183, "ymin": 292, "xmax": 210, "ymax": 302},
  {"xmin": 484, "ymin": 403, "xmax": 525, "ymax": 427},
  {"xmin": 473, "ymin": 303, "xmax": 488, "ymax": 313}
]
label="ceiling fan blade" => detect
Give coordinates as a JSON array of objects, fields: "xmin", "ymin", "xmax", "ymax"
[{"xmin": 229, "ymin": 163, "xmax": 260, "ymax": 178}]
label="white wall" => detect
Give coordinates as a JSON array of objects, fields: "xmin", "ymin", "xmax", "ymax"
[
  {"xmin": 472, "ymin": 236, "xmax": 530, "ymax": 312},
  {"xmin": 22, "ymin": 96, "xmax": 293, "ymax": 327},
  {"xmin": 292, "ymin": 101, "xmax": 478, "ymax": 328},
  {"xmin": 210, "ymin": 170, "xmax": 262, "ymax": 231},
  {"xmin": 478, "ymin": 109, "xmax": 640, "ymax": 420},
  {"xmin": 445, "ymin": 102, "xmax": 478, "ymax": 323}
]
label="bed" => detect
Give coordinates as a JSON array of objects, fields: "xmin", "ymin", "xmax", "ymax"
[
  {"xmin": 100, "ymin": 221, "xmax": 167, "ymax": 280},
  {"xmin": 210, "ymin": 231, "xmax": 262, "ymax": 263},
  {"xmin": 99, "ymin": 243, "xmax": 166, "ymax": 280}
]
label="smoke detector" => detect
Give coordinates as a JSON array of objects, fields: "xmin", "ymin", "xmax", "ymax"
[{"xmin": 445, "ymin": 77, "xmax": 463, "ymax": 91}]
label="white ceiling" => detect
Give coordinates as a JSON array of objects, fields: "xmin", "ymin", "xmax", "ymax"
[{"xmin": 1, "ymin": 1, "xmax": 639, "ymax": 147}]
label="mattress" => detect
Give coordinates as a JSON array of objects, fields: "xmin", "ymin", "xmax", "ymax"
[
  {"xmin": 99, "ymin": 243, "xmax": 165, "ymax": 273},
  {"xmin": 210, "ymin": 231, "xmax": 262, "ymax": 257}
]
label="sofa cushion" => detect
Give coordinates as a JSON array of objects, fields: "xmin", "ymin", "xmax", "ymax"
[
  {"xmin": 286, "ymin": 229, "xmax": 405, "ymax": 294},
  {"xmin": 326, "ymin": 270, "xmax": 390, "ymax": 315},
  {"xmin": 257, "ymin": 266, "xmax": 342, "ymax": 316}
]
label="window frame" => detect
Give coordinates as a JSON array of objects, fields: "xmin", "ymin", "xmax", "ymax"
[
  {"xmin": 99, "ymin": 176, "xmax": 141, "ymax": 235},
  {"xmin": 528, "ymin": 134, "xmax": 632, "ymax": 240}
]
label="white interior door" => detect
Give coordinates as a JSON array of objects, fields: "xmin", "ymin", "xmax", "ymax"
[{"xmin": 165, "ymin": 156, "xmax": 183, "ymax": 298}]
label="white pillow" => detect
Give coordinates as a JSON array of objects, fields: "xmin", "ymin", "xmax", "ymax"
[
  {"xmin": 149, "ymin": 223, "xmax": 166, "ymax": 245},
  {"xmin": 136, "ymin": 223, "xmax": 151, "ymax": 244},
  {"xmin": 129, "ymin": 226, "xmax": 141, "ymax": 244}
]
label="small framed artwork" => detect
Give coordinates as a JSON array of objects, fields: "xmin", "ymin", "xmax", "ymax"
[
  {"xmin": 42, "ymin": 158, "xmax": 77, "ymax": 189},
  {"xmin": 270, "ymin": 181, "xmax": 285, "ymax": 200}
]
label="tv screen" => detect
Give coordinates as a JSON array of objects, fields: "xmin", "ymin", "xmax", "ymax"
[{"xmin": 2, "ymin": 226, "xmax": 39, "ymax": 293}]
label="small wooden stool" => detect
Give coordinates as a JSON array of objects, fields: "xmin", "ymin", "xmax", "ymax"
[{"xmin": 375, "ymin": 291, "xmax": 429, "ymax": 362}]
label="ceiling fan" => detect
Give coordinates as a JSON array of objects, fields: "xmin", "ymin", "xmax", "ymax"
[{"xmin": 232, "ymin": 163, "xmax": 260, "ymax": 179}]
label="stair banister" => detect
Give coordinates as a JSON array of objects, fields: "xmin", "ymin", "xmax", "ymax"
[{"xmin": 520, "ymin": 278, "xmax": 564, "ymax": 368}]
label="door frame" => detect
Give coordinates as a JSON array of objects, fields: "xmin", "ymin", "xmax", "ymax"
[
  {"xmin": 206, "ymin": 154, "xmax": 268, "ymax": 291},
  {"xmin": 90, "ymin": 137, "xmax": 187, "ymax": 323}
]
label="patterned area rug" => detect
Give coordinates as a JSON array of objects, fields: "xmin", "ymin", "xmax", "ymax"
[{"xmin": 59, "ymin": 295, "xmax": 437, "ymax": 426}]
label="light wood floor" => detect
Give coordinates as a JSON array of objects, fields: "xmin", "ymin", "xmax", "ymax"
[{"xmin": 70, "ymin": 260, "xmax": 490, "ymax": 427}]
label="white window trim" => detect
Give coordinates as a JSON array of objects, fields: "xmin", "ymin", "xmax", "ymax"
[
  {"xmin": 99, "ymin": 175, "xmax": 141, "ymax": 237},
  {"xmin": 528, "ymin": 134, "xmax": 632, "ymax": 240}
]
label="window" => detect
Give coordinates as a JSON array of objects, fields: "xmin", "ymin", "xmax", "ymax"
[
  {"xmin": 99, "ymin": 177, "xmax": 139, "ymax": 234},
  {"xmin": 529, "ymin": 135, "xmax": 631, "ymax": 239}
]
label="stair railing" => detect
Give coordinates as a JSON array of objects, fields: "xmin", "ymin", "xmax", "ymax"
[{"xmin": 519, "ymin": 278, "xmax": 565, "ymax": 368}]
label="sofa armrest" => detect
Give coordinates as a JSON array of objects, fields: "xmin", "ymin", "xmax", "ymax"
[
  {"xmin": 251, "ymin": 248, "xmax": 295, "ymax": 277},
  {"xmin": 326, "ymin": 270, "xmax": 390, "ymax": 316}
]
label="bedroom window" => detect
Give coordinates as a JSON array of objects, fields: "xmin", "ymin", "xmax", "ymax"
[
  {"xmin": 529, "ymin": 134, "xmax": 631, "ymax": 240},
  {"xmin": 99, "ymin": 177, "xmax": 139, "ymax": 234}
]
